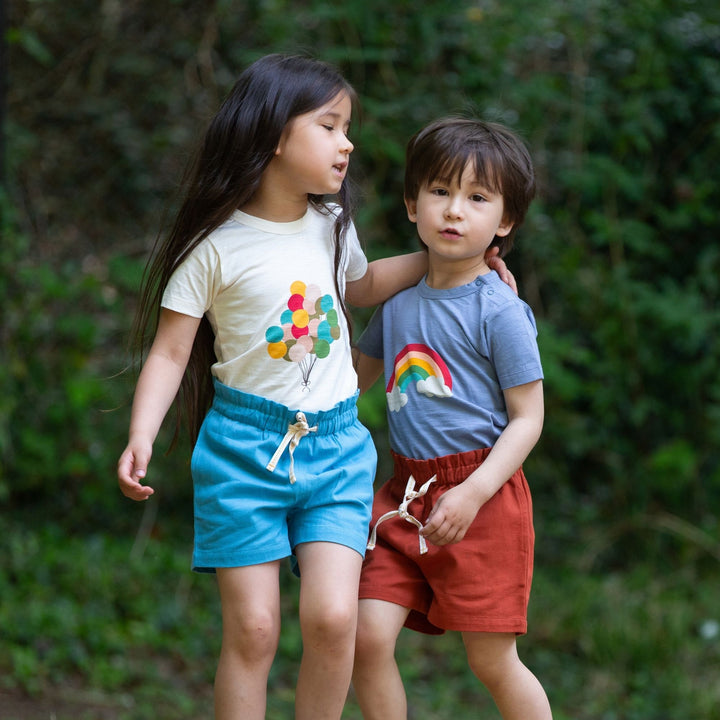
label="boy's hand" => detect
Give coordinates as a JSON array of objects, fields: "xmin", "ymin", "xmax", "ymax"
[
  {"xmin": 420, "ymin": 483, "xmax": 483, "ymax": 546},
  {"xmin": 485, "ymin": 246, "xmax": 518, "ymax": 295},
  {"xmin": 118, "ymin": 440, "xmax": 155, "ymax": 501}
]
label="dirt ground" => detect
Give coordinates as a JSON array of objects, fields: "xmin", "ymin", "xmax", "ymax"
[{"xmin": 0, "ymin": 690, "xmax": 122, "ymax": 720}]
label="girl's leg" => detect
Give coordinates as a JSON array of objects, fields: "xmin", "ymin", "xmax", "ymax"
[
  {"xmin": 462, "ymin": 632, "xmax": 552, "ymax": 720},
  {"xmin": 214, "ymin": 562, "xmax": 281, "ymax": 720},
  {"xmin": 293, "ymin": 542, "xmax": 364, "ymax": 720},
  {"xmin": 352, "ymin": 598, "xmax": 411, "ymax": 720}
]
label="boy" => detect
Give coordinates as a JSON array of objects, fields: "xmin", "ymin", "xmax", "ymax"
[{"xmin": 352, "ymin": 118, "xmax": 552, "ymax": 720}]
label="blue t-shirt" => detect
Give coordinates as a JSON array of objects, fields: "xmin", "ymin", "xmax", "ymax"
[{"xmin": 357, "ymin": 271, "xmax": 543, "ymax": 460}]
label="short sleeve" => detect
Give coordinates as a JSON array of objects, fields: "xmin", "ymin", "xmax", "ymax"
[
  {"xmin": 161, "ymin": 240, "xmax": 222, "ymax": 318},
  {"xmin": 487, "ymin": 302, "xmax": 544, "ymax": 389},
  {"xmin": 356, "ymin": 305, "xmax": 385, "ymax": 359},
  {"xmin": 343, "ymin": 221, "xmax": 368, "ymax": 282}
]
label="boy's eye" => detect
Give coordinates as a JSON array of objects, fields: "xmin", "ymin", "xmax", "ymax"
[{"xmin": 430, "ymin": 188, "xmax": 449, "ymax": 196}]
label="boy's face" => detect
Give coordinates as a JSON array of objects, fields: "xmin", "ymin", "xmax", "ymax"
[{"xmin": 405, "ymin": 163, "xmax": 513, "ymax": 277}]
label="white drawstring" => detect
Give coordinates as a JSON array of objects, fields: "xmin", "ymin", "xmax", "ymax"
[
  {"xmin": 266, "ymin": 412, "xmax": 318, "ymax": 484},
  {"xmin": 367, "ymin": 474, "xmax": 437, "ymax": 554}
]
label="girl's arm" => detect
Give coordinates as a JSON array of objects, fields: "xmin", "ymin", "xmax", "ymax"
[
  {"xmin": 486, "ymin": 247, "xmax": 517, "ymax": 294},
  {"xmin": 118, "ymin": 309, "xmax": 202, "ymax": 501},
  {"xmin": 420, "ymin": 379, "xmax": 544, "ymax": 546},
  {"xmin": 352, "ymin": 348, "xmax": 384, "ymax": 395},
  {"xmin": 345, "ymin": 251, "xmax": 428, "ymax": 307},
  {"xmin": 345, "ymin": 247, "xmax": 515, "ymax": 308}
]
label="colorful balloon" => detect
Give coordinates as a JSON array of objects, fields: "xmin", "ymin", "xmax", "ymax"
[
  {"xmin": 265, "ymin": 326, "xmax": 284, "ymax": 344},
  {"xmin": 288, "ymin": 293, "xmax": 305, "ymax": 311},
  {"xmin": 266, "ymin": 282, "xmax": 343, "ymax": 387},
  {"xmin": 292, "ymin": 309, "xmax": 310, "ymax": 328},
  {"xmin": 267, "ymin": 341, "xmax": 287, "ymax": 359}
]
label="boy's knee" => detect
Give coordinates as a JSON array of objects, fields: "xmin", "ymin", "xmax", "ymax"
[
  {"xmin": 467, "ymin": 650, "xmax": 521, "ymax": 691},
  {"xmin": 355, "ymin": 614, "xmax": 394, "ymax": 661}
]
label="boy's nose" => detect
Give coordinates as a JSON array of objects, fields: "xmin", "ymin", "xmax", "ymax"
[{"xmin": 444, "ymin": 197, "xmax": 462, "ymax": 218}]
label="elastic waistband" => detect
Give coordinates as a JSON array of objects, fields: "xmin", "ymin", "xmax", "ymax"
[
  {"xmin": 211, "ymin": 379, "xmax": 359, "ymax": 436},
  {"xmin": 391, "ymin": 448, "xmax": 494, "ymax": 488}
]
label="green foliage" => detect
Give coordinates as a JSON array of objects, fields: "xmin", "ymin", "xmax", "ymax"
[
  {"xmin": 3, "ymin": 0, "xmax": 720, "ymax": 716},
  {"xmin": 1, "ymin": 521, "xmax": 718, "ymax": 718},
  {"xmin": 0, "ymin": 520, "xmax": 219, "ymax": 717}
]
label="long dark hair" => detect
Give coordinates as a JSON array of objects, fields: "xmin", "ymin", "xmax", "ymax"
[{"xmin": 132, "ymin": 54, "xmax": 358, "ymax": 443}]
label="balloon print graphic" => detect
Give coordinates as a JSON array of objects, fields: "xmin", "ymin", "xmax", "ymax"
[{"xmin": 265, "ymin": 281, "xmax": 341, "ymax": 389}]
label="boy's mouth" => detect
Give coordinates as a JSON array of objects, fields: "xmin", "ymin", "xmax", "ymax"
[{"xmin": 441, "ymin": 227, "xmax": 461, "ymax": 238}]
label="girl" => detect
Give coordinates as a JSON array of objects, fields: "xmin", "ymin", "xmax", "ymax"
[{"xmin": 116, "ymin": 54, "xmax": 428, "ymax": 720}]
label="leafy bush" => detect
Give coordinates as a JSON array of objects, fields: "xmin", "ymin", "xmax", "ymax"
[{"xmin": 3, "ymin": 1, "xmax": 720, "ymax": 716}]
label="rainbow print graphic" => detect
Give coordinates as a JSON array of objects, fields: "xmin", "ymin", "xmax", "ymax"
[{"xmin": 386, "ymin": 343, "xmax": 453, "ymax": 412}]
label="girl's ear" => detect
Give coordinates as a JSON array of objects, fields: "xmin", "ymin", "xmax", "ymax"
[
  {"xmin": 275, "ymin": 124, "xmax": 290, "ymax": 156},
  {"xmin": 404, "ymin": 197, "xmax": 418, "ymax": 223}
]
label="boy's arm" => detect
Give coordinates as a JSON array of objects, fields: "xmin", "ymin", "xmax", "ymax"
[
  {"xmin": 352, "ymin": 348, "xmax": 384, "ymax": 395},
  {"xmin": 345, "ymin": 251, "xmax": 427, "ymax": 307},
  {"xmin": 117, "ymin": 308, "xmax": 201, "ymax": 501},
  {"xmin": 421, "ymin": 379, "xmax": 544, "ymax": 546}
]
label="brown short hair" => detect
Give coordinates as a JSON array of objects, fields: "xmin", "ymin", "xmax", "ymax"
[{"xmin": 404, "ymin": 118, "xmax": 535, "ymax": 256}]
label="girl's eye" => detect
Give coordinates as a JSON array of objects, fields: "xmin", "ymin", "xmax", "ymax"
[
  {"xmin": 322, "ymin": 125, "xmax": 334, "ymax": 132},
  {"xmin": 471, "ymin": 194, "xmax": 487, "ymax": 203}
]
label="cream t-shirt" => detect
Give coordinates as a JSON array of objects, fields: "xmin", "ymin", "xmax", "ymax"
[{"xmin": 161, "ymin": 205, "xmax": 368, "ymax": 412}]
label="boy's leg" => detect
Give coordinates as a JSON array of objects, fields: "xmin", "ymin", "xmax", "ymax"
[
  {"xmin": 462, "ymin": 632, "xmax": 552, "ymax": 720},
  {"xmin": 294, "ymin": 541, "xmax": 364, "ymax": 720},
  {"xmin": 353, "ymin": 598, "xmax": 411, "ymax": 720},
  {"xmin": 215, "ymin": 562, "xmax": 282, "ymax": 720}
]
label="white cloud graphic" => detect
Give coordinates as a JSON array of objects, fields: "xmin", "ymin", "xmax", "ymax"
[
  {"xmin": 416, "ymin": 376, "xmax": 453, "ymax": 398},
  {"xmin": 387, "ymin": 386, "xmax": 408, "ymax": 412}
]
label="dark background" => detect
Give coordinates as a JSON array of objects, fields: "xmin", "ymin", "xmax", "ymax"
[{"xmin": 2, "ymin": 1, "xmax": 719, "ymax": 718}]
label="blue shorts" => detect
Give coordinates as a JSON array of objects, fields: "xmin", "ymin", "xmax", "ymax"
[{"xmin": 190, "ymin": 381, "xmax": 377, "ymax": 572}]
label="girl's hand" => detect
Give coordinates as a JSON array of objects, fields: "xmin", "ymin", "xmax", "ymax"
[
  {"xmin": 116, "ymin": 308, "xmax": 201, "ymax": 502},
  {"xmin": 420, "ymin": 483, "xmax": 483, "ymax": 546},
  {"xmin": 485, "ymin": 246, "xmax": 518, "ymax": 295},
  {"xmin": 118, "ymin": 439, "xmax": 155, "ymax": 500}
]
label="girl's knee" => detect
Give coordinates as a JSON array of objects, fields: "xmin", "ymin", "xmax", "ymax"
[
  {"xmin": 301, "ymin": 598, "xmax": 356, "ymax": 645},
  {"xmin": 223, "ymin": 606, "xmax": 280, "ymax": 662}
]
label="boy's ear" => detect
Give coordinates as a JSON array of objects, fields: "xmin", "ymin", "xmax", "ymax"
[
  {"xmin": 496, "ymin": 218, "xmax": 514, "ymax": 237},
  {"xmin": 404, "ymin": 197, "xmax": 418, "ymax": 222}
]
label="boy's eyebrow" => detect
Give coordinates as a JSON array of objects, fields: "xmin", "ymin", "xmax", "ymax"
[{"xmin": 428, "ymin": 176, "xmax": 498, "ymax": 192}]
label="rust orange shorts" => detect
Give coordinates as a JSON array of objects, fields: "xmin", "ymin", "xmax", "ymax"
[{"xmin": 359, "ymin": 448, "xmax": 534, "ymax": 635}]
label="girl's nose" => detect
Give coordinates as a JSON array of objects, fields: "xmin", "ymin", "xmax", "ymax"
[{"xmin": 341, "ymin": 135, "xmax": 354, "ymax": 154}]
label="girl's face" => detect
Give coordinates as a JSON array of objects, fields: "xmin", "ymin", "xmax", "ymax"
[{"xmin": 273, "ymin": 91, "xmax": 354, "ymax": 197}]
